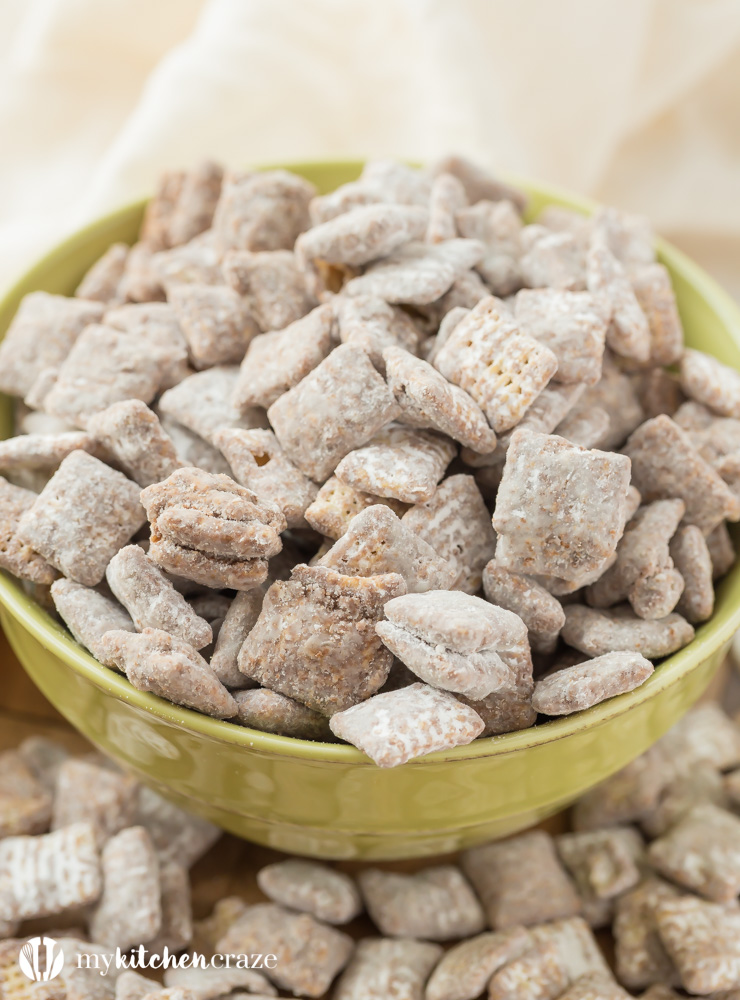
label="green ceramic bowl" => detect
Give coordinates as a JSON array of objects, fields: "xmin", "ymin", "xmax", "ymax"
[{"xmin": 2, "ymin": 161, "xmax": 740, "ymax": 860}]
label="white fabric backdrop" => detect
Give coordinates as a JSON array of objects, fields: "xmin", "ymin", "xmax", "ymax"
[{"xmin": 1, "ymin": 0, "xmax": 740, "ymax": 300}]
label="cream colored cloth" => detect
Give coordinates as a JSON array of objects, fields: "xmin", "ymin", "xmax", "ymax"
[{"xmin": 1, "ymin": 0, "xmax": 740, "ymax": 301}]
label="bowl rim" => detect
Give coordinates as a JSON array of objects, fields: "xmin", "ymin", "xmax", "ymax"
[{"xmin": 2, "ymin": 159, "xmax": 740, "ymax": 766}]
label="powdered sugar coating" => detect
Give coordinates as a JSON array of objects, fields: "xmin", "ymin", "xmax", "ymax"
[
  {"xmin": 648, "ymin": 804, "xmax": 740, "ymax": 902},
  {"xmin": 106, "ymin": 545, "xmax": 212, "ymax": 649},
  {"xmin": 561, "ymin": 605, "xmax": 694, "ymax": 659},
  {"xmin": 333, "ymin": 937, "xmax": 441, "ymax": 1000},
  {"xmin": 304, "ymin": 476, "xmax": 408, "ymax": 540},
  {"xmin": 268, "ymin": 343, "xmax": 400, "ymax": 482},
  {"xmin": 533, "ymin": 652, "xmax": 653, "ymax": 715},
  {"xmin": 554, "ymin": 405, "xmax": 610, "ymax": 449},
  {"xmin": 319, "ymin": 504, "xmax": 456, "ymax": 593},
  {"xmin": 167, "ymin": 160, "xmax": 223, "ymax": 247},
  {"xmin": 514, "ymin": 289, "xmax": 606, "ymax": 385},
  {"xmin": 613, "ymin": 876, "xmax": 682, "ymax": 990},
  {"xmin": 0, "ymin": 750, "xmax": 52, "ymax": 838},
  {"xmin": 233, "ymin": 688, "xmax": 331, "ymax": 740},
  {"xmin": 433, "ymin": 155, "xmax": 527, "ymax": 211},
  {"xmin": 425, "ymin": 928, "xmax": 533, "ymax": 1000},
  {"xmin": 482, "ymin": 564, "xmax": 565, "ymax": 654},
  {"xmin": 654, "ymin": 895, "xmax": 740, "ymax": 995},
  {"xmin": 335, "ymin": 425, "xmax": 456, "ymax": 505},
  {"xmin": 87, "ymin": 400, "xmax": 180, "ymax": 488},
  {"xmin": 0, "ymin": 292, "xmax": 104, "ymax": 398},
  {"xmin": 0, "ymin": 477, "xmax": 58, "ymax": 584},
  {"xmin": 75, "ymin": 243, "xmax": 128, "ymax": 305},
  {"xmin": 16, "ymin": 451, "xmax": 145, "ymax": 586},
  {"xmin": 89, "ymin": 826, "xmax": 161, "ymax": 950},
  {"xmin": 51, "ymin": 758, "xmax": 138, "ymax": 848},
  {"xmin": 0, "ymin": 821, "xmax": 101, "ymax": 921},
  {"xmin": 159, "ymin": 366, "xmax": 268, "ymax": 446},
  {"xmin": 427, "ymin": 173, "xmax": 467, "ymax": 244},
  {"xmin": 670, "ymin": 524, "xmax": 714, "ymax": 623},
  {"xmin": 50, "ymin": 578, "xmax": 135, "ymax": 666},
  {"xmin": 336, "ymin": 294, "xmax": 420, "ymax": 373},
  {"xmin": 592, "ymin": 206, "xmax": 655, "ymax": 267},
  {"xmin": 631, "ymin": 263, "xmax": 683, "ymax": 366},
  {"xmin": 358, "ymin": 865, "xmax": 485, "ymax": 940},
  {"xmin": 493, "ymin": 429, "xmax": 631, "ymax": 585},
  {"xmin": 457, "ymin": 199, "xmax": 523, "ymax": 296},
  {"xmin": 103, "ymin": 302, "xmax": 191, "ymax": 389},
  {"xmin": 231, "ymin": 303, "xmax": 334, "ymax": 412},
  {"xmin": 587, "ymin": 241, "xmax": 650, "ymax": 363},
  {"xmin": 578, "ymin": 352, "xmax": 644, "ymax": 449},
  {"xmin": 151, "ymin": 232, "xmax": 224, "ymax": 291},
  {"xmin": 519, "ymin": 228, "xmax": 586, "ymax": 291},
  {"xmin": 140, "ymin": 169, "xmax": 185, "ymax": 249},
  {"xmin": 624, "ymin": 414, "xmax": 740, "ymax": 534},
  {"xmin": 238, "ymin": 564, "xmax": 405, "ymax": 715},
  {"xmin": 296, "ymin": 203, "xmax": 429, "ymax": 269},
  {"xmin": 384, "ymin": 347, "xmax": 497, "ymax": 453},
  {"xmin": 680, "ymin": 348, "xmax": 740, "ymax": 419},
  {"xmin": 100, "ymin": 628, "xmax": 236, "ymax": 718},
  {"xmin": 257, "ymin": 859, "xmax": 361, "ymax": 925},
  {"xmin": 344, "ymin": 239, "xmax": 485, "ymax": 305},
  {"xmin": 213, "ymin": 169, "xmax": 315, "ymax": 252},
  {"xmin": 135, "ymin": 785, "xmax": 220, "ymax": 870},
  {"xmin": 222, "ymin": 249, "xmax": 314, "ymax": 331},
  {"xmin": 216, "ymin": 901, "xmax": 353, "ymax": 998},
  {"xmin": 169, "ymin": 283, "xmax": 258, "ymax": 369},
  {"xmin": 487, "ymin": 938, "xmax": 568, "ymax": 1000},
  {"xmin": 329, "ymin": 682, "xmax": 484, "ymax": 767},
  {"xmin": 435, "ymin": 297, "xmax": 559, "ymax": 434},
  {"xmin": 164, "ymin": 966, "xmax": 274, "ymax": 1000}
]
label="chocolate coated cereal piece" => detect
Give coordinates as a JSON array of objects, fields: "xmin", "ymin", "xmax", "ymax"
[
  {"xmin": 209, "ymin": 589, "xmax": 263, "ymax": 688},
  {"xmin": 335, "ymin": 425, "xmax": 456, "ymax": 504},
  {"xmin": 257, "ymin": 859, "xmax": 362, "ymax": 924},
  {"xmin": 0, "ymin": 821, "xmax": 101, "ymax": 921},
  {"xmin": 531, "ymin": 917, "xmax": 612, "ymax": 982},
  {"xmin": 151, "ymin": 234, "xmax": 224, "ymax": 292},
  {"xmin": 223, "ymin": 249, "xmax": 314, "ymax": 331},
  {"xmin": 457, "ymin": 199, "xmax": 523, "ymax": 296},
  {"xmin": 670, "ymin": 524, "xmax": 714, "ymax": 622},
  {"xmin": 557, "ymin": 827, "xmax": 644, "ymax": 907},
  {"xmin": 304, "ymin": 476, "xmax": 408, "ymax": 540},
  {"xmin": 344, "ymin": 239, "xmax": 485, "ymax": 305},
  {"xmin": 493, "ymin": 429, "xmax": 631, "ymax": 584},
  {"xmin": 119, "ymin": 241, "xmax": 166, "ymax": 302},
  {"xmin": 533, "ymin": 652, "xmax": 653, "ymax": 715},
  {"xmin": 232, "ymin": 303, "xmax": 334, "ymax": 412},
  {"xmin": 0, "ymin": 478, "xmax": 58, "ymax": 584},
  {"xmin": 573, "ymin": 746, "xmax": 670, "ymax": 831},
  {"xmin": 359, "ymin": 866, "xmax": 485, "ymax": 940},
  {"xmin": 561, "ymin": 605, "xmax": 694, "ymax": 659},
  {"xmin": 425, "ymin": 928, "xmax": 532, "ymax": 1000},
  {"xmin": 592, "ymin": 206, "xmax": 654, "ymax": 267},
  {"xmin": 519, "ymin": 227, "xmax": 586, "ymax": 291},
  {"xmin": 145, "ymin": 862, "xmax": 192, "ymax": 956},
  {"xmin": 106, "ymin": 545, "xmax": 212, "ymax": 649},
  {"xmin": 50, "ymin": 579, "xmax": 134, "ymax": 666},
  {"xmin": 462, "ymin": 831, "xmax": 582, "ymax": 930},
  {"xmin": 75, "ymin": 243, "xmax": 128, "ymax": 304},
  {"xmin": 192, "ymin": 895, "xmax": 248, "ymax": 956},
  {"xmin": 86, "ymin": 400, "xmax": 180, "ymax": 488},
  {"xmin": 51, "ymin": 758, "xmax": 138, "ymax": 847},
  {"xmin": 115, "ymin": 971, "xmax": 159, "ymax": 1000},
  {"xmin": 148, "ymin": 535, "xmax": 268, "ymax": 592},
  {"xmin": 360, "ymin": 159, "xmax": 433, "ymax": 205},
  {"xmin": 0, "ymin": 292, "xmax": 104, "ymax": 398},
  {"xmin": 427, "ymin": 173, "xmax": 467, "ymax": 243},
  {"xmin": 233, "ymin": 688, "xmax": 332, "ymax": 740},
  {"xmin": 613, "ymin": 877, "xmax": 681, "ymax": 990},
  {"xmin": 45, "ymin": 323, "xmax": 187, "ymax": 425},
  {"xmin": 433, "ymin": 155, "xmax": 528, "ymax": 211},
  {"xmin": 100, "ymin": 628, "xmax": 237, "ymax": 718},
  {"xmin": 624, "ymin": 415, "xmax": 740, "ymax": 534},
  {"xmin": 238, "ymin": 564, "xmax": 406, "ymax": 715},
  {"xmin": 296, "ymin": 203, "xmax": 429, "ymax": 270},
  {"xmin": 556, "ymin": 973, "xmax": 632, "ymax": 1000},
  {"xmin": 587, "ymin": 500, "xmax": 685, "ymax": 619},
  {"xmin": 384, "ymin": 347, "xmax": 498, "ymax": 453},
  {"xmin": 103, "ymin": 302, "xmax": 190, "ymax": 389},
  {"xmin": 168, "ymin": 283, "xmax": 258, "ymax": 369},
  {"xmin": 514, "ymin": 289, "xmax": 606, "ymax": 385},
  {"xmin": 159, "ymin": 366, "xmax": 267, "ymax": 446},
  {"xmin": 309, "ymin": 181, "xmax": 384, "ymax": 225},
  {"xmin": 648, "ymin": 804, "xmax": 740, "ymax": 902},
  {"xmin": 330, "ymin": 681, "xmax": 484, "ymax": 767},
  {"xmin": 16, "ymin": 451, "xmax": 145, "ymax": 586},
  {"xmin": 631, "ymin": 263, "xmax": 683, "ymax": 366},
  {"xmin": 135, "ymin": 785, "xmax": 220, "ymax": 869},
  {"xmin": 0, "ymin": 750, "xmax": 52, "ymax": 838},
  {"xmin": 587, "ymin": 240, "xmax": 650, "ymax": 363},
  {"xmin": 654, "ymin": 895, "xmax": 740, "ymax": 995},
  {"xmin": 213, "ymin": 428, "xmax": 318, "ymax": 528},
  {"xmin": 642, "ymin": 763, "xmax": 727, "ymax": 838},
  {"xmin": 167, "ymin": 160, "xmax": 223, "ymax": 246},
  {"xmin": 578, "ymin": 352, "xmax": 644, "ymax": 449},
  {"xmin": 319, "ymin": 505, "xmax": 456, "ymax": 593},
  {"xmin": 708, "ymin": 522, "xmax": 736, "ymax": 578},
  {"xmin": 553, "ymin": 405, "xmax": 610, "ymax": 449},
  {"xmin": 213, "ymin": 169, "xmax": 315, "ymax": 252},
  {"xmin": 680, "ymin": 348, "xmax": 740, "ymax": 419},
  {"xmin": 216, "ymin": 902, "xmax": 353, "ymax": 998},
  {"xmin": 482, "ymin": 565, "xmax": 565, "ymax": 654},
  {"xmin": 336, "ymin": 294, "xmax": 420, "ymax": 373},
  {"xmin": 90, "ymin": 826, "xmax": 161, "ymax": 950},
  {"xmin": 141, "ymin": 169, "xmax": 185, "ymax": 249},
  {"xmin": 403, "ymin": 474, "xmax": 496, "ymax": 594},
  {"xmin": 17, "ymin": 735, "xmax": 69, "ymax": 794},
  {"xmin": 164, "ymin": 966, "xmax": 274, "ymax": 1000},
  {"xmin": 435, "ymin": 298, "xmax": 559, "ymax": 434},
  {"xmin": 334, "ymin": 937, "xmax": 442, "ymax": 1000},
  {"xmin": 268, "ymin": 344, "xmax": 400, "ymax": 482},
  {"xmin": 487, "ymin": 939, "xmax": 569, "ymax": 1000}
]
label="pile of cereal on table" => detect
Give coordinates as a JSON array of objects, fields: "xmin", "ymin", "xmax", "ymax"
[
  {"xmin": 4, "ymin": 700, "xmax": 740, "ymax": 997},
  {"xmin": 1, "ymin": 155, "xmax": 739, "ymax": 765}
]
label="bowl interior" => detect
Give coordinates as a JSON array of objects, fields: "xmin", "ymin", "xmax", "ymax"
[{"xmin": 2, "ymin": 160, "xmax": 740, "ymax": 768}]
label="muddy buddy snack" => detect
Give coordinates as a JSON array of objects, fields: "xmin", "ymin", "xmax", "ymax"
[{"xmin": 0, "ymin": 155, "xmax": 736, "ymax": 762}]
